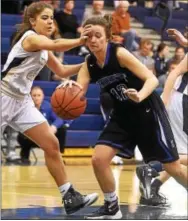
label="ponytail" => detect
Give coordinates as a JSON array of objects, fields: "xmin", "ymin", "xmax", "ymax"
[{"xmin": 12, "ymin": 7, "xmax": 31, "ymax": 47}]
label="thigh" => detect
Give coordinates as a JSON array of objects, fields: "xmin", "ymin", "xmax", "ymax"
[
  {"xmin": 12, "ymin": 97, "xmax": 47, "ymax": 133},
  {"xmin": 179, "ymin": 154, "xmax": 188, "ymax": 166},
  {"xmin": 96, "ymin": 114, "xmax": 136, "ymax": 159},
  {"xmin": 24, "ymin": 121, "xmax": 59, "ymax": 152}
]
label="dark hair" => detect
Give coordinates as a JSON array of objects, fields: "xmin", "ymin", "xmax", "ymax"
[
  {"xmin": 175, "ymin": 46, "xmax": 185, "ymax": 52},
  {"xmin": 157, "ymin": 42, "xmax": 168, "ymax": 53},
  {"xmin": 12, "ymin": 2, "xmax": 53, "ymax": 47},
  {"xmin": 83, "ymin": 14, "xmax": 113, "ymax": 40}
]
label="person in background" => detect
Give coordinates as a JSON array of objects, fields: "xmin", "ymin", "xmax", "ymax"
[
  {"xmin": 168, "ymin": 46, "xmax": 186, "ymax": 66},
  {"xmin": 133, "ymin": 38, "xmax": 155, "ymax": 74},
  {"xmin": 153, "ymin": 42, "xmax": 169, "ymax": 78},
  {"xmin": 17, "ymin": 86, "xmax": 71, "ymax": 165},
  {"xmin": 112, "ymin": 0, "xmax": 140, "ymax": 52},
  {"xmin": 158, "ymin": 61, "xmax": 178, "ymax": 88},
  {"xmin": 82, "ymin": 0, "xmax": 105, "ymax": 24}
]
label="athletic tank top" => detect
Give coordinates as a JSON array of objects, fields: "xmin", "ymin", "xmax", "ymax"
[
  {"xmin": 174, "ymin": 72, "xmax": 188, "ymax": 96},
  {"xmin": 1, "ymin": 30, "xmax": 48, "ymax": 99},
  {"xmin": 87, "ymin": 42, "xmax": 152, "ymax": 112}
]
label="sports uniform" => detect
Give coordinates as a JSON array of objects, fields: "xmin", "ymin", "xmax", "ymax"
[
  {"xmin": 87, "ymin": 42, "xmax": 179, "ymax": 163},
  {"xmin": 1, "ymin": 30, "xmax": 48, "ymax": 133}
]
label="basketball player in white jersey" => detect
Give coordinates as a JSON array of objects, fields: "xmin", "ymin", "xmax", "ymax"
[
  {"xmin": 1, "ymin": 2, "xmax": 98, "ymax": 215},
  {"xmin": 136, "ymin": 29, "xmax": 188, "ymax": 206}
]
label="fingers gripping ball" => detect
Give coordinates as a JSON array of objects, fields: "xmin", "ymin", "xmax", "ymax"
[{"xmin": 51, "ymin": 85, "xmax": 87, "ymax": 119}]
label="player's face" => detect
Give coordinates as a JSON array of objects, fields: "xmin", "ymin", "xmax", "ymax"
[
  {"xmin": 86, "ymin": 25, "xmax": 107, "ymax": 53},
  {"xmin": 31, "ymin": 88, "xmax": 44, "ymax": 107},
  {"xmin": 31, "ymin": 8, "xmax": 54, "ymax": 37}
]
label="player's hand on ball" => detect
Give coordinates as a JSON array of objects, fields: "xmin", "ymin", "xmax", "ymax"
[
  {"xmin": 57, "ymin": 80, "xmax": 83, "ymax": 89},
  {"xmin": 123, "ymin": 88, "xmax": 141, "ymax": 103}
]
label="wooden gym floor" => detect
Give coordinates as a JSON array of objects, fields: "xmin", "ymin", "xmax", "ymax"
[{"xmin": 1, "ymin": 161, "xmax": 188, "ymax": 220}]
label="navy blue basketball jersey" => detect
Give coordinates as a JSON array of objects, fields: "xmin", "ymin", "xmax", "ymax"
[{"xmin": 87, "ymin": 43, "xmax": 152, "ymax": 110}]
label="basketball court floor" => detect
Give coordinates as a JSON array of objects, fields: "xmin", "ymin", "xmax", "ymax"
[{"xmin": 1, "ymin": 162, "xmax": 187, "ymax": 220}]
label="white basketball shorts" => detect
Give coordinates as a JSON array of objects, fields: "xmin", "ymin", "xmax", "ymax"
[
  {"xmin": 167, "ymin": 90, "xmax": 188, "ymax": 155},
  {"xmin": 1, "ymin": 93, "xmax": 47, "ymax": 133}
]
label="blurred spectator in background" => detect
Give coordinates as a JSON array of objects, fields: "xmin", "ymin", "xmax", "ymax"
[
  {"xmin": 158, "ymin": 61, "xmax": 178, "ymax": 88},
  {"xmin": 54, "ymin": 0, "xmax": 82, "ymax": 54},
  {"xmin": 51, "ymin": 0, "xmax": 61, "ymax": 13},
  {"xmin": 17, "ymin": 86, "xmax": 71, "ymax": 165},
  {"xmin": 3, "ymin": 126, "xmax": 20, "ymax": 164},
  {"xmin": 112, "ymin": 0, "xmax": 140, "ymax": 52},
  {"xmin": 82, "ymin": 0, "xmax": 105, "ymax": 24},
  {"xmin": 133, "ymin": 38, "xmax": 155, "ymax": 73},
  {"xmin": 153, "ymin": 42, "xmax": 169, "ymax": 78},
  {"xmin": 54, "ymin": 0, "xmax": 81, "ymax": 39},
  {"xmin": 168, "ymin": 46, "xmax": 186, "ymax": 66}
]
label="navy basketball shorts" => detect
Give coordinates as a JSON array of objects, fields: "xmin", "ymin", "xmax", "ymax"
[{"xmin": 96, "ymin": 105, "xmax": 179, "ymax": 164}]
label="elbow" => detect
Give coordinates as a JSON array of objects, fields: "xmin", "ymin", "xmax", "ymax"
[{"xmin": 153, "ymin": 76, "xmax": 159, "ymax": 88}]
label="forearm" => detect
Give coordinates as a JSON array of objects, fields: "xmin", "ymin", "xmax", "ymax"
[
  {"xmin": 53, "ymin": 38, "xmax": 82, "ymax": 52},
  {"xmin": 138, "ymin": 77, "xmax": 159, "ymax": 101},
  {"xmin": 57, "ymin": 63, "xmax": 83, "ymax": 78}
]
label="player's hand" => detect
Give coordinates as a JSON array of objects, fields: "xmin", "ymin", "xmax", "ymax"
[
  {"xmin": 167, "ymin": 29, "xmax": 188, "ymax": 46},
  {"xmin": 57, "ymin": 80, "xmax": 83, "ymax": 89},
  {"xmin": 123, "ymin": 88, "xmax": 142, "ymax": 103},
  {"xmin": 80, "ymin": 25, "xmax": 92, "ymax": 44}
]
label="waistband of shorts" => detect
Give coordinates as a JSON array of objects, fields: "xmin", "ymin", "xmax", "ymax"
[{"xmin": 1, "ymin": 81, "xmax": 26, "ymax": 100}]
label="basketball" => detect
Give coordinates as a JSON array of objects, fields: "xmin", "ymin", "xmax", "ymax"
[{"xmin": 51, "ymin": 85, "xmax": 87, "ymax": 120}]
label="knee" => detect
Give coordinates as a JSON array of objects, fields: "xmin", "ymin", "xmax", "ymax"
[
  {"xmin": 92, "ymin": 155, "xmax": 107, "ymax": 169},
  {"xmin": 42, "ymin": 137, "xmax": 60, "ymax": 157}
]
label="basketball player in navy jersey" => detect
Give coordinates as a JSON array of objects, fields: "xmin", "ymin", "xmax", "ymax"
[
  {"xmin": 1, "ymin": 2, "xmax": 98, "ymax": 215},
  {"xmin": 68, "ymin": 16, "xmax": 188, "ymax": 219},
  {"xmin": 136, "ymin": 29, "xmax": 188, "ymax": 206}
]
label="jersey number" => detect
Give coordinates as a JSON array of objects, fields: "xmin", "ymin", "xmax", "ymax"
[{"xmin": 110, "ymin": 84, "xmax": 128, "ymax": 101}]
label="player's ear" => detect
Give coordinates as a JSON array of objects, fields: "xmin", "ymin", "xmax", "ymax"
[{"xmin": 29, "ymin": 18, "xmax": 36, "ymax": 27}]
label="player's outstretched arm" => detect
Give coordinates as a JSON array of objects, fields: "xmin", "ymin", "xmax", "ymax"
[
  {"xmin": 117, "ymin": 47, "xmax": 158, "ymax": 102},
  {"xmin": 162, "ymin": 54, "xmax": 188, "ymax": 106},
  {"xmin": 76, "ymin": 62, "xmax": 91, "ymax": 96},
  {"xmin": 47, "ymin": 51, "xmax": 83, "ymax": 78},
  {"xmin": 167, "ymin": 29, "xmax": 188, "ymax": 47},
  {"xmin": 22, "ymin": 25, "xmax": 92, "ymax": 52}
]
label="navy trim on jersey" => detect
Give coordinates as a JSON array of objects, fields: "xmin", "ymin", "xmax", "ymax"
[
  {"xmin": 183, "ymin": 94, "xmax": 188, "ymax": 135},
  {"xmin": 177, "ymin": 72, "xmax": 188, "ymax": 93},
  {"xmin": 1, "ymin": 57, "xmax": 29, "ymax": 78},
  {"xmin": 104, "ymin": 43, "xmax": 111, "ymax": 66}
]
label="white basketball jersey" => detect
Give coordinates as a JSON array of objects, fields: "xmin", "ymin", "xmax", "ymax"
[
  {"xmin": 1, "ymin": 30, "xmax": 48, "ymax": 98},
  {"xmin": 174, "ymin": 73, "xmax": 188, "ymax": 96}
]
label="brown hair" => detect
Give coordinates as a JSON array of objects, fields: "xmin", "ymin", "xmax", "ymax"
[
  {"xmin": 157, "ymin": 42, "xmax": 168, "ymax": 53},
  {"xmin": 83, "ymin": 14, "xmax": 113, "ymax": 40},
  {"xmin": 139, "ymin": 38, "xmax": 153, "ymax": 48},
  {"xmin": 12, "ymin": 2, "xmax": 53, "ymax": 47}
]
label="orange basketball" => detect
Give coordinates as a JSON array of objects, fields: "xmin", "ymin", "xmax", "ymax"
[{"xmin": 51, "ymin": 85, "xmax": 87, "ymax": 120}]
